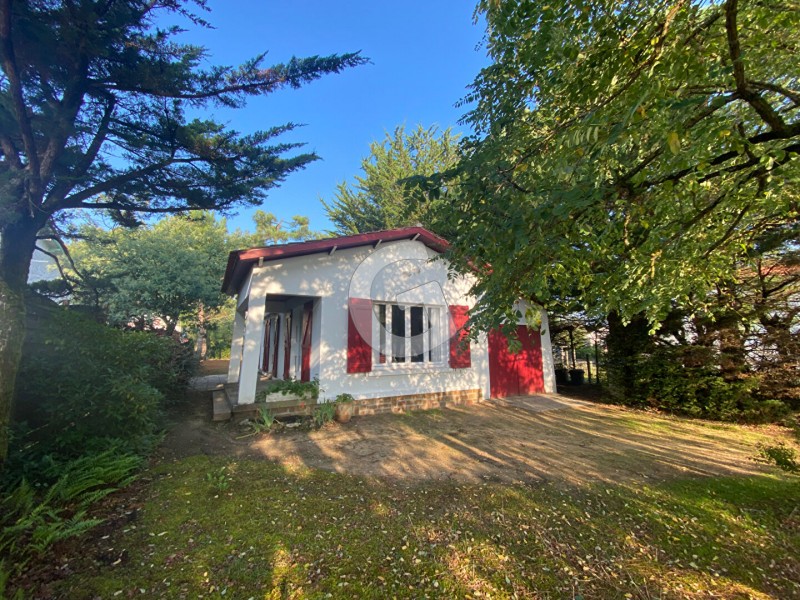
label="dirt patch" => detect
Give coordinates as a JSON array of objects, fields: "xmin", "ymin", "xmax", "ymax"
[
  {"xmin": 196, "ymin": 358, "xmax": 229, "ymax": 376},
  {"xmin": 159, "ymin": 392, "xmax": 792, "ymax": 487}
]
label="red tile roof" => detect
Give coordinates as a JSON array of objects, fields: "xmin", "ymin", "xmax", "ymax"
[{"xmin": 222, "ymin": 227, "xmax": 450, "ymax": 295}]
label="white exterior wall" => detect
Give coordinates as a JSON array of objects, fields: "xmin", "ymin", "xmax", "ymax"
[
  {"xmin": 539, "ymin": 311, "xmax": 557, "ymax": 394},
  {"xmin": 243, "ymin": 240, "xmax": 490, "ymax": 403}
]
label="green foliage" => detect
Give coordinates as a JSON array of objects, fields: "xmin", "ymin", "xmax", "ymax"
[
  {"xmin": 231, "ymin": 211, "xmax": 323, "ymax": 248},
  {"xmin": 249, "ymin": 405, "xmax": 277, "ymax": 434},
  {"xmin": 205, "ymin": 466, "xmax": 232, "ymax": 494},
  {"xmin": 312, "ymin": 402, "xmax": 336, "ymax": 428},
  {"xmin": 334, "ymin": 393, "xmax": 355, "ymax": 404},
  {"xmin": 0, "ymin": 451, "xmax": 140, "ymax": 571},
  {"xmin": 258, "ymin": 378, "xmax": 320, "ymax": 401},
  {"xmin": 0, "ymin": 0, "xmax": 365, "ymax": 462},
  {"xmin": 442, "ymin": 0, "xmax": 800, "ymax": 335},
  {"xmin": 11, "ymin": 302, "xmax": 195, "ymax": 466},
  {"xmin": 322, "ymin": 125, "xmax": 461, "ymax": 235},
  {"xmin": 67, "ymin": 213, "xmax": 230, "ymax": 333},
  {"xmin": 0, "ymin": 561, "xmax": 24, "ymax": 599},
  {"xmin": 0, "ymin": 1, "xmax": 365, "ymax": 233},
  {"xmin": 611, "ymin": 343, "xmax": 791, "ymax": 423},
  {"xmin": 755, "ymin": 442, "xmax": 800, "ymax": 473}
]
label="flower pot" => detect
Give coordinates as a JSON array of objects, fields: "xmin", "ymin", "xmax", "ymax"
[{"xmin": 334, "ymin": 402, "xmax": 354, "ymax": 423}]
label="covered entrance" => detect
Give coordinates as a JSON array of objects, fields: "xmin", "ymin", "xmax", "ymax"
[{"xmin": 489, "ymin": 326, "xmax": 545, "ymax": 398}]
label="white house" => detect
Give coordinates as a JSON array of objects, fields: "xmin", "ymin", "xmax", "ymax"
[{"xmin": 219, "ymin": 227, "xmax": 556, "ymax": 419}]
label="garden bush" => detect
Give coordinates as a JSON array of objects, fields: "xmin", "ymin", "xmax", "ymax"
[
  {"xmin": 611, "ymin": 345, "xmax": 791, "ymax": 423},
  {"xmin": 1, "ymin": 297, "xmax": 195, "ymax": 576},
  {"xmin": 11, "ymin": 298, "xmax": 196, "ymax": 465}
]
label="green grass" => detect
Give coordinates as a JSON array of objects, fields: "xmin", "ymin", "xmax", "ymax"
[{"xmin": 42, "ymin": 457, "xmax": 799, "ymax": 599}]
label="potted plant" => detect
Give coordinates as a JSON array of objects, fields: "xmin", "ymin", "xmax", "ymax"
[{"xmin": 334, "ymin": 393, "xmax": 355, "ymax": 423}]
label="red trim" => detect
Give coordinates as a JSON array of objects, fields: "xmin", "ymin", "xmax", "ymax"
[
  {"xmin": 448, "ymin": 305, "xmax": 472, "ymax": 369},
  {"xmin": 222, "ymin": 227, "xmax": 450, "ymax": 295},
  {"xmin": 300, "ymin": 301, "xmax": 313, "ymax": 382},
  {"xmin": 347, "ymin": 298, "xmax": 373, "ymax": 373}
]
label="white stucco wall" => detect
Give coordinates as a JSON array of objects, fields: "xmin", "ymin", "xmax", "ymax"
[
  {"xmin": 242, "ymin": 240, "xmax": 490, "ymax": 402},
  {"xmin": 236, "ymin": 238, "xmax": 558, "ymax": 402}
]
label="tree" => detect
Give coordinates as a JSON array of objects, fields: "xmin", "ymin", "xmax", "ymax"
[
  {"xmin": 322, "ymin": 125, "xmax": 461, "ymax": 234},
  {"xmin": 68, "ymin": 212, "xmax": 229, "ymax": 335},
  {"xmin": 233, "ymin": 210, "xmax": 322, "ymax": 248},
  {"xmin": 442, "ymin": 0, "xmax": 799, "ymax": 337},
  {"xmin": 0, "ymin": 0, "xmax": 366, "ymax": 461}
]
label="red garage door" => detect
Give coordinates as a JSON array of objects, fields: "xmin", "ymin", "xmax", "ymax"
[{"xmin": 489, "ymin": 326, "xmax": 544, "ymax": 398}]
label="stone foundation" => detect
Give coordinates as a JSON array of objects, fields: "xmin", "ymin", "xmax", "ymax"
[
  {"xmin": 218, "ymin": 388, "xmax": 483, "ymax": 422},
  {"xmin": 351, "ymin": 388, "xmax": 483, "ymax": 417}
]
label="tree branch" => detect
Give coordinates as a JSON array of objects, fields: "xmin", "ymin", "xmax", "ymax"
[
  {"xmin": 36, "ymin": 233, "xmax": 88, "ymax": 283},
  {"xmin": 751, "ymin": 80, "xmax": 800, "ymax": 106},
  {"xmin": 725, "ymin": 0, "xmax": 785, "ymax": 131},
  {"xmin": 61, "ymin": 159, "xmax": 183, "ymax": 207},
  {"xmin": 43, "ymin": 96, "xmax": 117, "ymax": 213},
  {"xmin": 0, "ymin": 0, "xmax": 42, "ymax": 197},
  {"xmin": 33, "ymin": 244, "xmax": 75, "ymax": 290},
  {"xmin": 642, "ymin": 125, "xmax": 800, "ymax": 188}
]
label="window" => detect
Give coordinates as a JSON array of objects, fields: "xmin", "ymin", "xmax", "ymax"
[{"xmin": 373, "ymin": 302, "xmax": 444, "ymax": 366}]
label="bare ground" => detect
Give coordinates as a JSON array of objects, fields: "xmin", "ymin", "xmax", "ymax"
[{"xmin": 159, "ymin": 390, "xmax": 792, "ymax": 487}]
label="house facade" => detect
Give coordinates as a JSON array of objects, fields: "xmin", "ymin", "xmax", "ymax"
[{"xmin": 221, "ymin": 227, "xmax": 556, "ymax": 417}]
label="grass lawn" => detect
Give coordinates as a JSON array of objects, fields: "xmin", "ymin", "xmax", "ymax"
[{"xmin": 40, "ymin": 455, "xmax": 799, "ymax": 599}]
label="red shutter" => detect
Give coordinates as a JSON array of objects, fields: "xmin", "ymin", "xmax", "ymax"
[
  {"xmin": 449, "ymin": 305, "xmax": 472, "ymax": 368},
  {"xmin": 347, "ymin": 298, "xmax": 373, "ymax": 373}
]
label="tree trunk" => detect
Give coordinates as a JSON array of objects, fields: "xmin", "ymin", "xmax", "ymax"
[
  {"xmin": 194, "ymin": 302, "xmax": 207, "ymax": 360},
  {"xmin": 605, "ymin": 311, "xmax": 652, "ymax": 404},
  {"xmin": 0, "ymin": 217, "xmax": 40, "ymax": 463}
]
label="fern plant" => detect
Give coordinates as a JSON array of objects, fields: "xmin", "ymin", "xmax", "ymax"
[{"xmin": 0, "ymin": 451, "xmax": 140, "ymax": 571}]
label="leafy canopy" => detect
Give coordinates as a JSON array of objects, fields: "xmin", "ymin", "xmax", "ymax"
[
  {"xmin": 322, "ymin": 125, "xmax": 461, "ymax": 234},
  {"xmin": 68, "ymin": 213, "xmax": 230, "ymax": 333},
  {"xmin": 442, "ymin": 0, "xmax": 799, "ymax": 331},
  {"xmin": 232, "ymin": 210, "xmax": 322, "ymax": 248},
  {"xmin": 0, "ymin": 0, "xmax": 365, "ymax": 283}
]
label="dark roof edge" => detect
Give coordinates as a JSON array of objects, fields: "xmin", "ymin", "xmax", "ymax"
[{"xmin": 221, "ymin": 227, "xmax": 450, "ymax": 295}]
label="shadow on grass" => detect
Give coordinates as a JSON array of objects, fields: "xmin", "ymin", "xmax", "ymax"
[{"xmin": 45, "ymin": 456, "xmax": 799, "ymax": 599}]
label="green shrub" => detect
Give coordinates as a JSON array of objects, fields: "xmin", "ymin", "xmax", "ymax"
[
  {"xmin": 616, "ymin": 345, "xmax": 791, "ymax": 423},
  {"xmin": 257, "ymin": 377, "xmax": 320, "ymax": 401},
  {"xmin": 205, "ymin": 466, "xmax": 231, "ymax": 493},
  {"xmin": 312, "ymin": 402, "xmax": 336, "ymax": 428},
  {"xmin": 754, "ymin": 442, "xmax": 800, "ymax": 473},
  {"xmin": 13, "ymin": 304, "xmax": 195, "ymax": 461}
]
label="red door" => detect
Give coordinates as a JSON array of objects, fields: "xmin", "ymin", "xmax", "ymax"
[{"xmin": 489, "ymin": 325, "xmax": 544, "ymax": 398}]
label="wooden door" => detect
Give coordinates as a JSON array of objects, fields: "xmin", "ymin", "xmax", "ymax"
[{"xmin": 489, "ymin": 325, "xmax": 545, "ymax": 397}]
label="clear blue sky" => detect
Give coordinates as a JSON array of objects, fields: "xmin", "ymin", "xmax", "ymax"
[{"xmin": 172, "ymin": 1, "xmax": 489, "ymax": 234}]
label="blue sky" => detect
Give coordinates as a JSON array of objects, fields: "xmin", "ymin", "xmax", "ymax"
[{"xmin": 173, "ymin": 1, "xmax": 489, "ymax": 234}]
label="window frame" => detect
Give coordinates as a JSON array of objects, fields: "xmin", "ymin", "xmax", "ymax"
[{"xmin": 371, "ymin": 301, "xmax": 447, "ymax": 371}]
